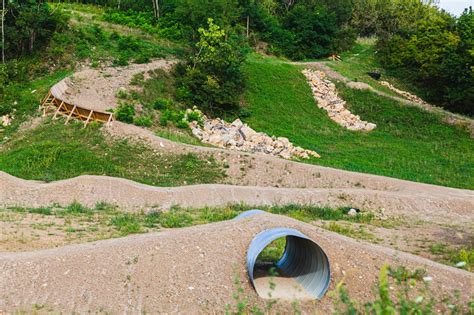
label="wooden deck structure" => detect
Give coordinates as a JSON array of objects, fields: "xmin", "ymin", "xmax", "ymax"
[{"xmin": 41, "ymin": 91, "xmax": 114, "ymax": 127}]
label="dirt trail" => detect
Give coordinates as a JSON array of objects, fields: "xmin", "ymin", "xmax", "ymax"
[
  {"xmin": 0, "ymin": 213, "xmax": 471, "ymax": 314},
  {"xmin": 2, "ymin": 167, "xmax": 473, "ymax": 226}
]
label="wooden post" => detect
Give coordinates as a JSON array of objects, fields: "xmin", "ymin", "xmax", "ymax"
[
  {"xmin": 53, "ymin": 101, "xmax": 64, "ymax": 119},
  {"xmin": 41, "ymin": 91, "xmax": 52, "ymax": 106},
  {"xmin": 83, "ymin": 110, "xmax": 93, "ymax": 128},
  {"xmin": 106, "ymin": 113, "xmax": 113, "ymax": 127},
  {"xmin": 65, "ymin": 105, "xmax": 76, "ymax": 124},
  {"xmin": 43, "ymin": 97, "xmax": 56, "ymax": 115}
]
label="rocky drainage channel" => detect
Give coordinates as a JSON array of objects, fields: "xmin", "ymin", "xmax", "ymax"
[{"xmin": 302, "ymin": 69, "xmax": 376, "ymax": 132}]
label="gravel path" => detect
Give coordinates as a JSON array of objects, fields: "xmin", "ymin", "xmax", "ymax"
[{"xmin": 0, "ymin": 213, "xmax": 471, "ymax": 314}]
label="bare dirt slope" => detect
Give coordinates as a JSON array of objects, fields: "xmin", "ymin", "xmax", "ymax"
[
  {"xmin": 60, "ymin": 60, "xmax": 175, "ymax": 112},
  {"xmin": 0, "ymin": 213, "xmax": 471, "ymax": 314}
]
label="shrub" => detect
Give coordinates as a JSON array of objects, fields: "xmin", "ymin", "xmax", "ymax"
[
  {"xmin": 115, "ymin": 103, "xmax": 135, "ymax": 123},
  {"xmin": 110, "ymin": 214, "xmax": 142, "ymax": 235},
  {"xmin": 176, "ymin": 119, "xmax": 189, "ymax": 129},
  {"xmin": 133, "ymin": 115, "xmax": 153, "ymax": 127},
  {"xmin": 116, "ymin": 89, "xmax": 129, "ymax": 99},
  {"xmin": 153, "ymin": 98, "xmax": 174, "ymax": 110},
  {"xmin": 112, "ymin": 55, "xmax": 130, "ymax": 66}
]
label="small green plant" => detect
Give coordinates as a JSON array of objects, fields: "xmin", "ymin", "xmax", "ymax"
[
  {"xmin": 116, "ymin": 89, "xmax": 129, "ymax": 99},
  {"xmin": 65, "ymin": 201, "xmax": 90, "ymax": 214},
  {"xmin": 133, "ymin": 115, "xmax": 153, "ymax": 127},
  {"xmin": 28, "ymin": 207, "xmax": 53, "ymax": 216},
  {"xmin": 257, "ymin": 238, "xmax": 286, "ymax": 263},
  {"xmin": 175, "ymin": 119, "xmax": 189, "ymax": 129},
  {"xmin": 156, "ymin": 210, "xmax": 193, "ymax": 228},
  {"xmin": 333, "ymin": 264, "xmax": 472, "ymax": 314},
  {"xmin": 115, "ymin": 103, "xmax": 135, "ymax": 123},
  {"xmin": 110, "ymin": 214, "xmax": 142, "ymax": 235},
  {"xmin": 112, "ymin": 55, "xmax": 129, "ymax": 67},
  {"xmin": 153, "ymin": 98, "xmax": 173, "ymax": 110}
]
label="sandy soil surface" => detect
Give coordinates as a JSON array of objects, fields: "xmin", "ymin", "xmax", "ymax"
[
  {"xmin": 2, "ymin": 169, "xmax": 473, "ymax": 226},
  {"xmin": 0, "ymin": 213, "xmax": 471, "ymax": 314},
  {"xmin": 59, "ymin": 60, "xmax": 175, "ymax": 112}
]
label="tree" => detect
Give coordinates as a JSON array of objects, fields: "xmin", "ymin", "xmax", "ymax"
[
  {"xmin": 1, "ymin": 0, "xmax": 5, "ymax": 64},
  {"xmin": 3, "ymin": 1, "xmax": 67, "ymax": 60},
  {"xmin": 175, "ymin": 18, "xmax": 248, "ymax": 114},
  {"xmin": 151, "ymin": 0, "xmax": 160, "ymax": 19}
]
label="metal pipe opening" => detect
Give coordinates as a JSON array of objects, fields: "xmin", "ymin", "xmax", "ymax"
[{"xmin": 246, "ymin": 228, "xmax": 331, "ymax": 300}]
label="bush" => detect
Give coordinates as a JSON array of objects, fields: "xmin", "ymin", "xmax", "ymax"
[
  {"xmin": 3, "ymin": 2, "xmax": 68, "ymax": 60},
  {"xmin": 115, "ymin": 103, "xmax": 135, "ymax": 123},
  {"xmin": 153, "ymin": 98, "xmax": 174, "ymax": 110},
  {"xmin": 133, "ymin": 115, "xmax": 153, "ymax": 127}
]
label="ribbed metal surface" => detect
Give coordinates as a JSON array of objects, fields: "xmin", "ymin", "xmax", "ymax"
[
  {"xmin": 233, "ymin": 209, "xmax": 266, "ymax": 220},
  {"xmin": 246, "ymin": 227, "xmax": 331, "ymax": 299}
]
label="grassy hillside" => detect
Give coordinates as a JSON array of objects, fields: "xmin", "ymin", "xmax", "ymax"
[
  {"xmin": 0, "ymin": 119, "xmax": 224, "ymax": 186},
  {"xmin": 242, "ymin": 54, "xmax": 473, "ymax": 189}
]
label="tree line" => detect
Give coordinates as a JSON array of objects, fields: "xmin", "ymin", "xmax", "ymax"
[{"xmin": 1, "ymin": 0, "xmax": 472, "ymax": 115}]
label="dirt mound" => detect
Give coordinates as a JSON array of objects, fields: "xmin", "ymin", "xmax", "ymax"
[
  {"xmin": 2, "ymin": 170, "xmax": 473, "ymax": 226},
  {"xmin": 0, "ymin": 212, "xmax": 471, "ymax": 314},
  {"xmin": 59, "ymin": 60, "xmax": 175, "ymax": 112}
]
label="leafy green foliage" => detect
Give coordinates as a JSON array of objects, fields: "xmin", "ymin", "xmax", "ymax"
[
  {"xmin": 279, "ymin": 3, "xmax": 356, "ymax": 59},
  {"xmin": 377, "ymin": 6, "xmax": 473, "ymax": 116},
  {"xmin": 332, "ymin": 265, "xmax": 468, "ymax": 314},
  {"xmin": 133, "ymin": 115, "xmax": 153, "ymax": 127},
  {"xmin": 2, "ymin": 1, "xmax": 68, "ymax": 60},
  {"xmin": 115, "ymin": 103, "xmax": 135, "ymax": 123},
  {"xmin": 175, "ymin": 19, "xmax": 247, "ymax": 115}
]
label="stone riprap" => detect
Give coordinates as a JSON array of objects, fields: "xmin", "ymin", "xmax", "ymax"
[
  {"xmin": 380, "ymin": 81, "xmax": 431, "ymax": 108},
  {"xmin": 302, "ymin": 69, "xmax": 376, "ymax": 132},
  {"xmin": 189, "ymin": 116, "xmax": 320, "ymax": 160}
]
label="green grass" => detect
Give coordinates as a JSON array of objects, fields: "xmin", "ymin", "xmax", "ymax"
[
  {"xmin": 242, "ymin": 54, "xmax": 474, "ymax": 189},
  {"xmin": 0, "ymin": 119, "xmax": 224, "ymax": 186},
  {"xmin": 429, "ymin": 243, "xmax": 474, "ymax": 272},
  {"xmin": 0, "ymin": 70, "xmax": 70, "ymax": 138}
]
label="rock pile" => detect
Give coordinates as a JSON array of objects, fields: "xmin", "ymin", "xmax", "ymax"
[
  {"xmin": 188, "ymin": 116, "xmax": 320, "ymax": 160},
  {"xmin": 302, "ymin": 69, "xmax": 376, "ymax": 132},
  {"xmin": 1, "ymin": 112, "xmax": 14, "ymax": 127},
  {"xmin": 380, "ymin": 81, "xmax": 431, "ymax": 108}
]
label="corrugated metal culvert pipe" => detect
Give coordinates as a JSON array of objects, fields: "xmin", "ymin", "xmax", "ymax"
[{"xmin": 235, "ymin": 211, "xmax": 331, "ymax": 299}]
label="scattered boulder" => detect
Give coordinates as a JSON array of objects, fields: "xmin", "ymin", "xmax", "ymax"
[
  {"xmin": 187, "ymin": 112, "xmax": 320, "ymax": 160},
  {"xmin": 302, "ymin": 69, "xmax": 376, "ymax": 132}
]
